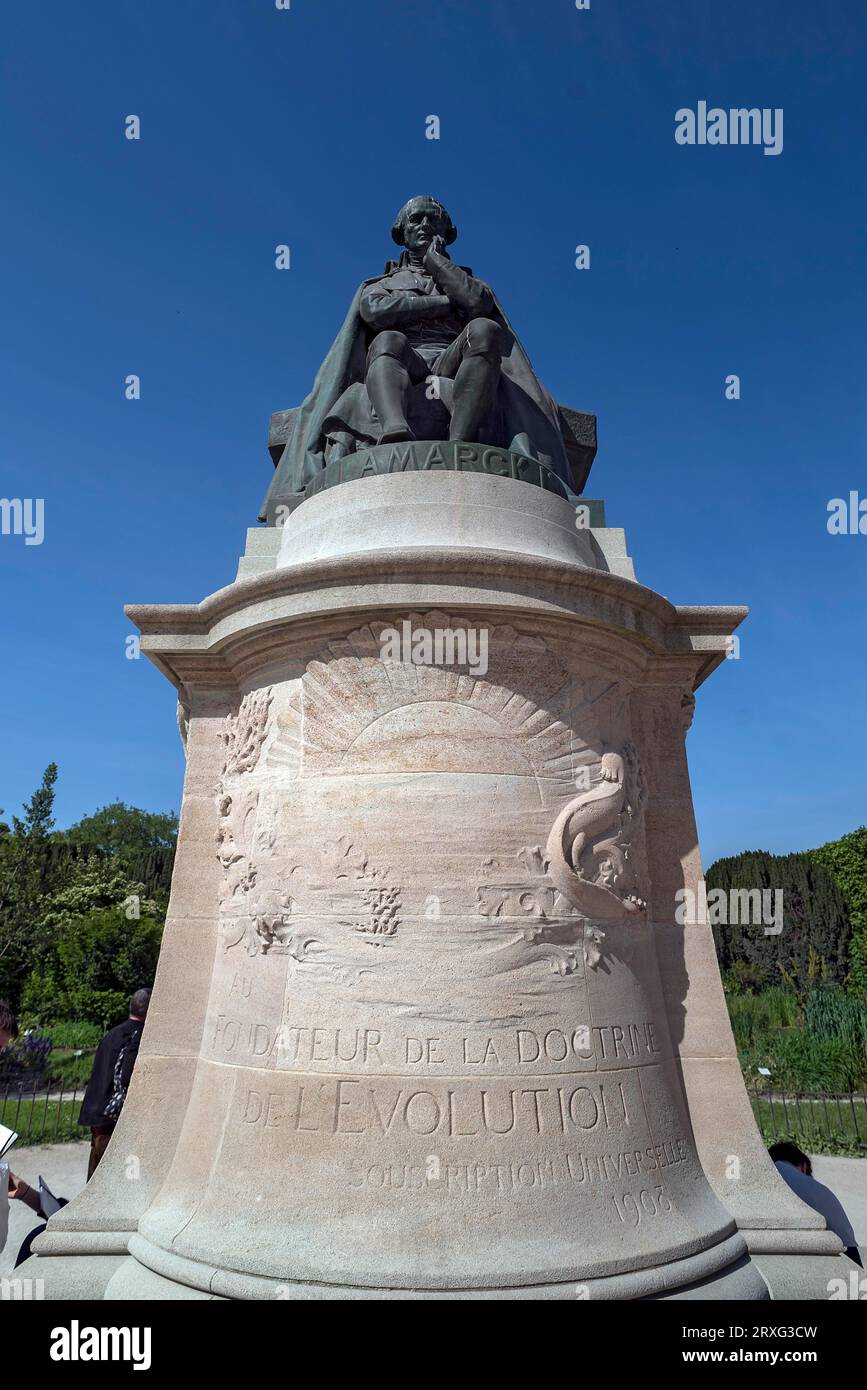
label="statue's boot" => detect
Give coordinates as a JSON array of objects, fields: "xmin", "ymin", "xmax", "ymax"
[
  {"xmin": 367, "ymin": 356, "xmax": 415, "ymax": 444},
  {"xmin": 448, "ymin": 353, "xmax": 499, "ymax": 442}
]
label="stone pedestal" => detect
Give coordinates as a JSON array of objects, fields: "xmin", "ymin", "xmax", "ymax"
[{"xmin": 21, "ymin": 464, "xmax": 856, "ymax": 1299}]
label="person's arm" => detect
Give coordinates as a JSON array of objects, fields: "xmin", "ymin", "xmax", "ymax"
[
  {"xmin": 360, "ymin": 281, "xmax": 452, "ymax": 332},
  {"xmin": 8, "ymin": 1171, "xmax": 43, "ymax": 1215},
  {"xmin": 422, "ymin": 241, "xmax": 495, "ymax": 316}
]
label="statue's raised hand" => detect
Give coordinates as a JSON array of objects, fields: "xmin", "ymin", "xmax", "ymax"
[{"xmin": 424, "ymin": 234, "xmax": 446, "ymax": 262}]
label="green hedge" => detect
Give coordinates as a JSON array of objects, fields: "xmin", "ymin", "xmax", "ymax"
[
  {"xmin": 811, "ymin": 827, "xmax": 867, "ymax": 997},
  {"xmin": 707, "ymin": 851, "xmax": 851, "ymax": 990},
  {"xmin": 31, "ymin": 1020, "xmax": 103, "ymax": 1049}
]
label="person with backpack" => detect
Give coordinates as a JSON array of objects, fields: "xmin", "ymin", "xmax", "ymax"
[{"xmin": 79, "ymin": 988, "xmax": 150, "ymax": 1179}]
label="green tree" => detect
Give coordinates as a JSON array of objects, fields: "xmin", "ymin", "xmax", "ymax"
[
  {"xmin": 0, "ymin": 772, "xmax": 175, "ymax": 1013},
  {"xmin": 706, "ymin": 849, "xmax": 851, "ymax": 993},
  {"xmin": 19, "ymin": 851, "xmax": 163, "ymax": 1027},
  {"xmin": 64, "ymin": 801, "xmax": 177, "ymax": 857},
  {"xmin": 810, "ymin": 827, "xmax": 867, "ymax": 997},
  {"xmin": 20, "ymin": 906, "xmax": 163, "ymax": 1029},
  {"xmin": 12, "ymin": 762, "xmax": 58, "ymax": 840},
  {"xmin": 37, "ymin": 855, "xmax": 158, "ymax": 930},
  {"xmin": 0, "ymin": 764, "xmax": 60, "ymax": 1004}
]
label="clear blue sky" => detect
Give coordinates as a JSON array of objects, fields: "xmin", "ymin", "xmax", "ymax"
[{"xmin": 1, "ymin": 0, "xmax": 864, "ymax": 863}]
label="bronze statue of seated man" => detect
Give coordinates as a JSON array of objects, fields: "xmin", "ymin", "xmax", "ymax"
[
  {"xmin": 360, "ymin": 197, "xmax": 503, "ymax": 446},
  {"xmin": 268, "ymin": 196, "xmax": 573, "ymax": 495}
]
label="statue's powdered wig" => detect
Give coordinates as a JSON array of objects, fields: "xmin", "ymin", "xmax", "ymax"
[{"xmin": 391, "ymin": 196, "xmax": 457, "ymax": 247}]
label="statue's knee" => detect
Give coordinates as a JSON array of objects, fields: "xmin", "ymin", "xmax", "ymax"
[
  {"xmin": 367, "ymin": 331, "xmax": 408, "ymax": 368},
  {"xmin": 467, "ymin": 317, "xmax": 502, "ymax": 356}
]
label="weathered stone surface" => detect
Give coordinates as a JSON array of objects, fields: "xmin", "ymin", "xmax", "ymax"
[
  {"xmin": 275, "ymin": 470, "xmax": 621, "ymax": 575},
  {"xmin": 19, "ymin": 470, "xmax": 853, "ymax": 1301}
]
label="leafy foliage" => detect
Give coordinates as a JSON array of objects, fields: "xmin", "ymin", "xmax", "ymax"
[
  {"xmin": 0, "ymin": 764, "xmax": 65, "ymax": 1002},
  {"xmin": 38, "ymin": 1019, "xmax": 103, "ymax": 1049},
  {"xmin": 42, "ymin": 1047, "xmax": 97, "ymax": 1090},
  {"xmin": 12, "ymin": 763, "xmax": 58, "ymax": 840},
  {"xmin": 37, "ymin": 856, "xmax": 158, "ymax": 930},
  {"xmin": 725, "ymin": 986, "xmax": 800, "ymax": 1048},
  {"xmin": 742, "ymin": 1032, "xmax": 863, "ymax": 1092},
  {"xmin": 63, "ymin": 802, "xmax": 177, "ymax": 857},
  {"xmin": 725, "ymin": 984, "xmax": 867, "ymax": 1092},
  {"xmin": 0, "ymin": 1031, "xmax": 52, "ymax": 1085},
  {"xmin": 0, "ymin": 768, "xmax": 174, "ymax": 1022},
  {"xmin": 20, "ymin": 906, "xmax": 163, "ymax": 1029},
  {"xmin": 706, "ymin": 849, "xmax": 851, "ymax": 992},
  {"xmin": 805, "ymin": 988, "xmax": 867, "ymax": 1055},
  {"xmin": 123, "ymin": 846, "xmax": 175, "ymax": 903},
  {"xmin": 810, "ymin": 826, "xmax": 867, "ymax": 997}
]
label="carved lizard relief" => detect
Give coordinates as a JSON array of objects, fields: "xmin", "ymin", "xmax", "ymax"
[{"xmin": 544, "ymin": 745, "xmax": 647, "ymax": 922}]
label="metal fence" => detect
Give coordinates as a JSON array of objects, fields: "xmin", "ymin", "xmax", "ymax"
[
  {"xmin": 747, "ymin": 1087, "xmax": 867, "ymax": 1150},
  {"xmin": 0, "ymin": 1081, "xmax": 87, "ymax": 1146}
]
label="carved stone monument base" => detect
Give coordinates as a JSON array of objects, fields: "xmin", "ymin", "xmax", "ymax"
[{"xmin": 20, "ymin": 464, "xmax": 858, "ymax": 1299}]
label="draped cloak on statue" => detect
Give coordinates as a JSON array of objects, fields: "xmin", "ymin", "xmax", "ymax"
[{"xmin": 262, "ymin": 260, "xmax": 572, "ymax": 515}]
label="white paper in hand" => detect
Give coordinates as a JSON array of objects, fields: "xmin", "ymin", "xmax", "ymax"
[
  {"xmin": 38, "ymin": 1176, "xmax": 62, "ymax": 1218},
  {"xmin": 0, "ymin": 1123, "xmax": 18, "ymax": 1161}
]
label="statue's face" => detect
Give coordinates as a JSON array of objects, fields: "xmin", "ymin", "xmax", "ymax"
[{"xmin": 401, "ymin": 200, "xmax": 449, "ymax": 253}]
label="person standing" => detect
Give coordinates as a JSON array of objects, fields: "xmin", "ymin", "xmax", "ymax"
[
  {"xmin": 79, "ymin": 988, "xmax": 150, "ymax": 1179},
  {"xmin": 1, "ymin": 1002, "xmax": 44, "ymax": 1254}
]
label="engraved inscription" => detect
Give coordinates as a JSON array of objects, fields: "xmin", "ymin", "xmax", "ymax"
[
  {"xmin": 265, "ymin": 1020, "xmax": 662, "ymax": 1072},
  {"xmin": 236, "ymin": 1077, "xmax": 631, "ymax": 1138},
  {"xmin": 345, "ymin": 1138, "xmax": 689, "ymax": 1195}
]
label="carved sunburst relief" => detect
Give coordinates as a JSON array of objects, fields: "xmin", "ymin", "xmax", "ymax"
[{"xmin": 266, "ymin": 611, "xmax": 589, "ymax": 789}]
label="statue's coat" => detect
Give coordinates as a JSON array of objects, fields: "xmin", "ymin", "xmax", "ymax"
[{"xmin": 264, "ymin": 263, "xmax": 571, "ymax": 511}]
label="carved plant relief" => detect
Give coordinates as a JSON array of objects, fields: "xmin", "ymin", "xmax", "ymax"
[
  {"xmin": 222, "ymin": 687, "xmax": 273, "ymax": 777},
  {"xmin": 222, "ymin": 835, "xmax": 403, "ymax": 961}
]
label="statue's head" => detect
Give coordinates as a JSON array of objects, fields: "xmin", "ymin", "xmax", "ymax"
[
  {"xmin": 600, "ymin": 752, "xmax": 625, "ymax": 784},
  {"xmin": 391, "ymin": 196, "xmax": 457, "ymax": 252}
]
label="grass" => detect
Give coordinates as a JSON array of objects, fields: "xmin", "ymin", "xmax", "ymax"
[
  {"xmin": 749, "ymin": 1092, "xmax": 867, "ymax": 1157},
  {"xmin": 45, "ymin": 1048, "xmax": 96, "ymax": 1090},
  {"xmin": 1, "ymin": 1091, "xmax": 88, "ymax": 1145},
  {"xmin": 727, "ymin": 986, "xmax": 802, "ymax": 1047}
]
